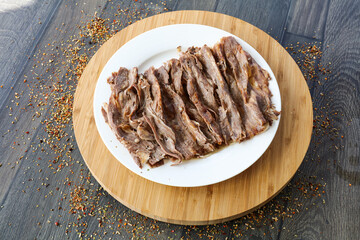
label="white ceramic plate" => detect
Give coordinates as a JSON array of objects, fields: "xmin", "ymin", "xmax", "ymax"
[{"xmin": 93, "ymin": 24, "xmax": 281, "ymax": 187}]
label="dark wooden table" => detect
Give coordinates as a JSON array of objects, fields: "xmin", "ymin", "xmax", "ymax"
[{"xmin": 0, "ymin": 0, "xmax": 358, "ymax": 239}]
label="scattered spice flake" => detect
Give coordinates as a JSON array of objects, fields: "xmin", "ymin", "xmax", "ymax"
[
  {"xmin": 286, "ymin": 41, "xmax": 343, "ymax": 156},
  {"xmin": 286, "ymin": 42, "xmax": 331, "ymax": 85}
]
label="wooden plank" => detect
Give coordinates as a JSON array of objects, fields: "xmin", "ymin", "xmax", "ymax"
[
  {"xmin": 0, "ymin": 0, "xmax": 357, "ymax": 238},
  {"xmin": 0, "ymin": 0, "xmax": 62, "ymax": 205},
  {"xmin": 174, "ymin": 0, "xmax": 218, "ymax": 11},
  {"xmin": 0, "ymin": 0, "xmax": 62, "ymax": 109},
  {"xmin": 0, "ymin": 0, "xmax": 110, "ymax": 239},
  {"xmin": 215, "ymin": 0, "xmax": 291, "ymax": 40},
  {"xmin": 286, "ymin": 0, "xmax": 330, "ymax": 40},
  {"xmin": 281, "ymin": 32, "xmax": 323, "ymax": 94},
  {"xmin": 0, "ymin": 0, "xmax": 102, "ymax": 203},
  {"xmin": 280, "ymin": 0, "xmax": 360, "ymax": 239}
]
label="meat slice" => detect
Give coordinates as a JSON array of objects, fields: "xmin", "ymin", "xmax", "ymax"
[
  {"xmin": 167, "ymin": 59, "xmax": 221, "ymax": 146},
  {"xmin": 180, "ymin": 53, "xmax": 225, "ymax": 145},
  {"xmin": 156, "ymin": 65, "xmax": 214, "ymax": 154},
  {"xmin": 246, "ymin": 53, "xmax": 280, "ymax": 124},
  {"xmin": 195, "ymin": 45, "xmax": 246, "ymax": 142},
  {"xmin": 155, "ymin": 68, "xmax": 204, "ymax": 159},
  {"xmin": 156, "ymin": 67, "xmax": 198, "ymax": 159},
  {"xmin": 180, "ymin": 52, "xmax": 219, "ymax": 112},
  {"xmin": 142, "ymin": 68, "xmax": 183, "ymax": 162},
  {"xmin": 105, "ymin": 67, "xmax": 175, "ymax": 167},
  {"xmin": 213, "ymin": 39, "xmax": 268, "ymax": 138},
  {"xmin": 107, "ymin": 67, "xmax": 131, "ymax": 96},
  {"xmin": 221, "ymin": 37, "xmax": 250, "ymax": 102},
  {"xmin": 167, "ymin": 59, "xmax": 185, "ymax": 95},
  {"xmin": 220, "ymin": 37, "xmax": 279, "ymax": 124},
  {"xmin": 104, "ymin": 93, "xmax": 165, "ymax": 168},
  {"xmin": 183, "ymin": 70, "xmax": 224, "ymax": 145}
]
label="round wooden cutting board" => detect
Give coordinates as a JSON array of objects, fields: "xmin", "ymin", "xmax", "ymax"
[{"xmin": 73, "ymin": 11, "xmax": 313, "ymax": 225}]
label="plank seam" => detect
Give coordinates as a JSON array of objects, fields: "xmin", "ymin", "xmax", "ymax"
[
  {"xmin": 320, "ymin": 0, "xmax": 331, "ymax": 44},
  {"xmin": 213, "ymin": 0, "xmax": 219, "ymax": 11},
  {"xmin": 279, "ymin": 0, "xmax": 293, "ymax": 44},
  {"xmin": 172, "ymin": 0, "xmax": 180, "ymax": 11},
  {"xmin": 283, "ymin": 31, "xmax": 322, "ymax": 42}
]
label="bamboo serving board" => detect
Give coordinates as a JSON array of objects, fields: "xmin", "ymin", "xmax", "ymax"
[{"xmin": 73, "ymin": 11, "xmax": 313, "ymax": 225}]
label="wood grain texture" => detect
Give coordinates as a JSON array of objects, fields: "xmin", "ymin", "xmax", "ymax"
[
  {"xmin": 0, "ymin": 0, "xmax": 61, "ymax": 109},
  {"xmin": 286, "ymin": 0, "xmax": 330, "ymax": 40},
  {"xmin": 0, "ymin": 0, "xmax": 359, "ymax": 238},
  {"xmin": 0, "ymin": 0, "xmax": 109, "ymax": 202},
  {"xmin": 0, "ymin": 0, "xmax": 62, "ymax": 204},
  {"xmin": 281, "ymin": 0, "xmax": 360, "ymax": 239},
  {"xmin": 174, "ymin": 0, "xmax": 218, "ymax": 11},
  {"xmin": 215, "ymin": 0, "xmax": 291, "ymax": 41},
  {"xmin": 73, "ymin": 10, "xmax": 313, "ymax": 225},
  {"xmin": 0, "ymin": 0, "xmax": 110, "ymax": 239}
]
